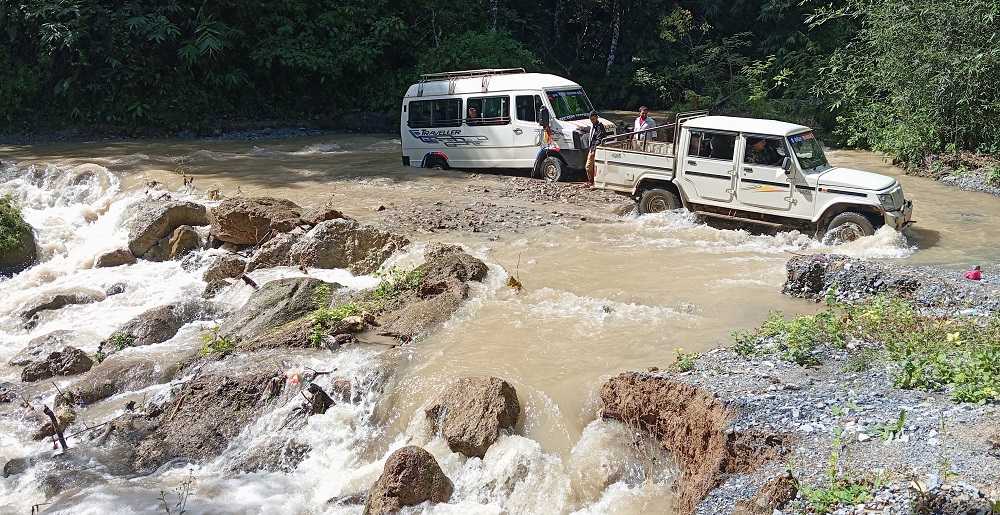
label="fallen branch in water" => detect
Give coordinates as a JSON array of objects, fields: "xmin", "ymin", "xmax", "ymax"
[{"xmin": 42, "ymin": 405, "xmax": 68, "ymax": 451}]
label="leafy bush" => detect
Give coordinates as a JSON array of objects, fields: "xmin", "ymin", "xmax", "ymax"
[
  {"xmin": 729, "ymin": 309, "xmax": 843, "ymax": 366},
  {"xmin": 0, "ymin": 195, "xmax": 31, "ymax": 255}
]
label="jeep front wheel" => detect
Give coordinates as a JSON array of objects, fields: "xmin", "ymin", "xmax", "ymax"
[
  {"xmin": 638, "ymin": 188, "xmax": 682, "ymax": 214},
  {"xmin": 823, "ymin": 211, "xmax": 876, "ymax": 244}
]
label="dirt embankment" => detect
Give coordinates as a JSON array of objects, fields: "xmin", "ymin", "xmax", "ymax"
[{"xmin": 599, "ymin": 254, "xmax": 1000, "ymax": 515}]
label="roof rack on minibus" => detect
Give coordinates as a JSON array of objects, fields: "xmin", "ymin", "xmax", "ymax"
[{"xmin": 419, "ymin": 68, "xmax": 526, "ymax": 82}]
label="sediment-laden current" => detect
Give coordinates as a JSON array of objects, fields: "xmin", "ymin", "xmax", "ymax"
[{"xmin": 1, "ymin": 135, "xmax": 998, "ymax": 514}]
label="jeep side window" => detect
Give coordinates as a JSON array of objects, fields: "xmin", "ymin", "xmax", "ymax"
[
  {"xmin": 688, "ymin": 131, "xmax": 711, "ymax": 158},
  {"xmin": 743, "ymin": 135, "xmax": 785, "ymax": 166},
  {"xmin": 699, "ymin": 131, "xmax": 735, "ymax": 161}
]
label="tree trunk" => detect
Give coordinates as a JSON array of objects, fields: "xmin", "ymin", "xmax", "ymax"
[
  {"xmin": 606, "ymin": 2, "xmax": 621, "ymax": 77},
  {"xmin": 554, "ymin": 0, "xmax": 562, "ymax": 41},
  {"xmin": 490, "ymin": 0, "xmax": 498, "ymax": 32}
]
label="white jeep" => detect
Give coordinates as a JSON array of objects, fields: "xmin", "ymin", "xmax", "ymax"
[{"xmin": 594, "ymin": 111, "xmax": 914, "ymax": 242}]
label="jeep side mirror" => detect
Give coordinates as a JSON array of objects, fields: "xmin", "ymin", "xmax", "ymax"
[
  {"xmin": 781, "ymin": 157, "xmax": 792, "ymax": 174},
  {"xmin": 538, "ymin": 107, "xmax": 550, "ymax": 127}
]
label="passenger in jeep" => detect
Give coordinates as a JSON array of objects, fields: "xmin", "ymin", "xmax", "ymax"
[{"xmin": 746, "ymin": 137, "xmax": 781, "ymax": 165}]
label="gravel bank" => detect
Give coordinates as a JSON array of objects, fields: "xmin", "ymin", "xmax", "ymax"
[
  {"xmin": 370, "ymin": 175, "xmax": 632, "ymax": 238},
  {"xmin": 675, "ymin": 255, "xmax": 1000, "ymax": 514},
  {"xmin": 684, "ymin": 346, "xmax": 999, "ymax": 515}
]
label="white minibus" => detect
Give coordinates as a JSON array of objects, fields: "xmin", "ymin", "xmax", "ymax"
[{"xmin": 400, "ymin": 68, "xmax": 615, "ymax": 181}]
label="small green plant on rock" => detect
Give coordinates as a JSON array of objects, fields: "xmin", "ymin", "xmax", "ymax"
[
  {"xmin": 797, "ymin": 426, "xmax": 884, "ymax": 514},
  {"xmin": 198, "ymin": 325, "xmax": 237, "ymax": 355},
  {"xmin": 109, "ymin": 332, "xmax": 137, "ymax": 351},
  {"xmin": 373, "ymin": 266, "xmax": 424, "ymax": 297},
  {"xmin": 672, "ymin": 348, "xmax": 697, "ymax": 372}
]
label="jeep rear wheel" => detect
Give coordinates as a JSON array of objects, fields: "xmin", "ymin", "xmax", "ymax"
[
  {"xmin": 823, "ymin": 211, "xmax": 876, "ymax": 244},
  {"xmin": 638, "ymin": 188, "xmax": 682, "ymax": 214}
]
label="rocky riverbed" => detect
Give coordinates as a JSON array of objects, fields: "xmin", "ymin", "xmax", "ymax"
[{"xmin": 3, "ymin": 157, "xmax": 999, "ymax": 514}]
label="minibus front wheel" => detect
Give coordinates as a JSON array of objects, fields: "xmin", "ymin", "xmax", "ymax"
[{"xmin": 540, "ymin": 156, "xmax": 566, "ymax": 182}]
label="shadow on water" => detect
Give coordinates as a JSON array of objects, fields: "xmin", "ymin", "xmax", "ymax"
[{"xmin": 904, "ymin": 226, "xmax": 941, "ymax": 250}]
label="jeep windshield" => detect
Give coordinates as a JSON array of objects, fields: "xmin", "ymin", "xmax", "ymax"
[
  {"xmin": 788, "ymin": 131, "xmax": 830, "ymax": 172},
  {"xmin": 546, "ymin": 89, "xmax": 594, "ymax": 121}
]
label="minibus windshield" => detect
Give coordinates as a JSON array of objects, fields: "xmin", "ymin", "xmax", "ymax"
[{"xmin": 546, "ymin": 89, "xmax": 594, "ymax": 121}]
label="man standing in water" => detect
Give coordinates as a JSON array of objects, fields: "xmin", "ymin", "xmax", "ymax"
[
  {"xmin": 633, "ymin": 106, "xmax": 656, "ymax": 143},
  {"xmin": 584, "ymin": 110, "xmax": 607, "ymax": 187}
]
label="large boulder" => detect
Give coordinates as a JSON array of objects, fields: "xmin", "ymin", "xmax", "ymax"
[
  {"xmin": 21, "ymin": 346, "xmax": 94, "ymax": 382},
  {"xmin": 9, "ymin": 330, "xmax": 75, "ymax": 366},
  {"xmin": 128, "ymin": 356, "xmax": 283, "ymax": 473},
  {"xmin": 245, "ymin": 232, "xmax": 298, "ymax": 272},
  {"xmin": 363, "ymin": 446, "xmax": 454, "ymax": 515},
  {"xmin": 375, "ymin": 244, "xmax": 488, "ymax": 340},
  {"xmin": 0, "ymin": 197, "xmax": 36, "ymax": 276},
  {"xmin": 94, "ymin": 248, "xmax": 137, "ymax": 268},
  {"xmin": 424, "ymin": 377, "xmax": 520, "ymax": 458},
  {"xmin": 300, "ymin": 205, "xmax": 350, "ymax": 226},
  {"xmin": 210, "ymin": 196, "xmax": 302, "ymax": 245},
  {"xmin": 121, "ymin": 199, "xmax": 209, "ymax": 257},
  {"xmin": 421, "ymin": 242, "xmax": 489, "ymax": 283},
  {"xmin": 61, "ymin": 355, "xmax": 178, "ymax": 407},
  {"xmin": 16, "ymin": 289, "xmax": 105, "ymax": 320},
  {"xmin": 101, "ymin": 301, "xmax": 214, "ymax": 356},
  {"xmin": 143, "ymin": 224, "xmax": 202, "ymax": 262},
  {"xmin": 222, "ymin": 277, "xmax": 335, "ymax": 343},
  {"xmin": 290, "ymin": 219, "xmax": 409, "ymax": 275},
  {"xmin": 203, "ymin": 253, "xmax": 247, "ymax": 282}
]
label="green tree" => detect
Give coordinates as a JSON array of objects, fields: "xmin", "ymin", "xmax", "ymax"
[{"xmin": 816, "ymin": 0, "xmax": 1000, "ymax": 163}]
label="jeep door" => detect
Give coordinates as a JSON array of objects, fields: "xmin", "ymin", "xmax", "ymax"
[
  {"xmin": 679, "ymin": 130, "xmax": 737, "ymax": 203},
  {"xmin": 736, "ymin": 134, "xmax": 793, "ymax": 211}
]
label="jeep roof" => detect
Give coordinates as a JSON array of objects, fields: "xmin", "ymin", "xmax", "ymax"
[{"xmin": 683, "ymin": 116, "xmax": 811, "ymax": 137}]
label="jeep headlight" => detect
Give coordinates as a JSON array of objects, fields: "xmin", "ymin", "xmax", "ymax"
[{"xmin": 877, "ymin": 192, "xmax": 898, "ymax": 211}]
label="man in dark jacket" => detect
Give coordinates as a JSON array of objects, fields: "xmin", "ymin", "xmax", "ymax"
[{"xmin": 584, "ymin": 110, "xmax": 608, "ymax": 186}]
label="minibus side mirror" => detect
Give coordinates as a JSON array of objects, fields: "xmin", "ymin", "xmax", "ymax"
[
  {"xmin": 781, "ymin": 157, "xmax": 792, "ymax": 174},
  {"xmin": 538, "ymin": 107, "xmax": 550, "ymax": 127}
]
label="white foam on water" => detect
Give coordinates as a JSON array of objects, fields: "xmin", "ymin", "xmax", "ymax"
[
  {"xmin": 612, "ymin": 209, "xmax": 916, "ymax": 259},
  {"xmin": 295, "ymin": 143, "xmax": 343, "ymax": 154}
]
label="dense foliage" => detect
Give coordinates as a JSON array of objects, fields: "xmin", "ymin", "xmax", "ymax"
[
  {"xmin": 1, "ymin": 0, "xmax": 997, "ymax": 162},
  {"xmin": 0, "ymin": 195, "xmax": 31, "ymax": 255}
]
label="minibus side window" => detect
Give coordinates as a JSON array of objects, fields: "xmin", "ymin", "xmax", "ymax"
[
  {"xmin": 467, "ymin": 96, "xmax": 510, "ymax": 126},
  {"xmin": 408, "ymin": 99, "xmax": 462, "ymax": 128},
  {"xmin": 515, "ymin": 95, "xmax": 542, "ymax": 122}
]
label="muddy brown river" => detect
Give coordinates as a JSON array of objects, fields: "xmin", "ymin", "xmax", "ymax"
[{"xmin": 1, "ymin": 135, "xmax": 998, "ymax": 514}]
